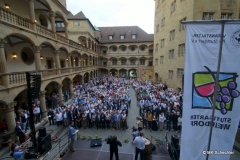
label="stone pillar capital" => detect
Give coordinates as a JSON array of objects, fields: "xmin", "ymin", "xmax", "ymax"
[
  {"xmin": 3, "ymin": 102, "xmax": 17, "ymax": 112},
  {"xmin": 39, "ymin": 90, "xmax": 46, "ymax": 97},
  {"xmin": 50, "ymin": 11, "xmax": 56, "ymax": 17},
  {"xmin": 32, "ymin": 46, "xmax": 42, "ymax": 52},
  {"xmin": 58, "ymin": 84, "xmax": 63, "ymax": 89},
  {"xmin": 0, "ymin": 39, "xmax": 7, "ymax": 48},
  {"xmin": 53, "ymin": 50, "xmax": 60, "ymax": 55},
  {"xmin": 64, "ymin": 22, "xmax": 68, "ymax": 27}
]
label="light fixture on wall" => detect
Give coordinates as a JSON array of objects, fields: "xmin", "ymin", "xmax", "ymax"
[
  {"xmin": 66, "ymin": 58, "xmax": 68, "ymax": 61},
  {"xmin": 5, "ymin": 4, "xmax": 10, "ymax": 9},
  {"xmin": 40, "ymin": 56, "xmax": 43, "ymax": 60},
  {"xmin": 12, "ymin": 53, "xmax": 17, "ymax": 59},
  {"xmin": 34, "ymin": 19, "xmax": 37, "ymax": 23},
  {"xmin": 73, "ymin": 59, "xmax": 75, "ymax": 62}
]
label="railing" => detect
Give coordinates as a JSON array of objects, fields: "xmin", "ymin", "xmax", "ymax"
[
  {"xmin": 0, "ymin": 6, "xmax": 33, "ymax": 30},
  {"xmin": 57, "ymin": 34, "xmax": 68, "ymax": 43},
  {"xmin": 43, "ymin": 132, "xmax": 69, "ymax": 160},
  {"xmin": 41, "ymin": 69, "xmax": 59, "ymax": 79},
  {"xmin": 72, "ymin": 67, "xmax": 82, "ymax": 72},
  {"xmin": 36, "ymin": 24, "xmax": 55, "ymax": 38},
  {"xmin": 69, "ymin": 40, "xmax": 81, "ymax": 48},
  {"xmin": 8, "ymin": 72, "xmax": 27, "ymax": 85},
  {"xmin": 60, "ymin": 68, "xmax": 71, "ymax": 74}
]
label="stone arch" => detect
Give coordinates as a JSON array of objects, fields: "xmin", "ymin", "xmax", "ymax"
[
  {"xmin": 4, "ymin": 33, "xmax": 36, "ymax": 46},
  {"xmin": 39, "ymin": 41, "xmax": 56, "ymax": 50}
]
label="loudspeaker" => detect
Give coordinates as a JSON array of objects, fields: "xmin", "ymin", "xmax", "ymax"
[
  {"xmin": 171, "ymin": 135, "xmax": 179, "ymax": 148},
  {"xmin": 90, "ymin": 138, "xmax": 102, "ymax": 147},
  {"xmin": 37, "ymin": 133, "xmax": 52, "ymax": 154},
  {"xmin": 39, "ymin": 126, "xmax": 46, "ymax": 137}
]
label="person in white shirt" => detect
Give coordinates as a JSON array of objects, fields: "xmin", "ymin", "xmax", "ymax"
[
  {"xmin": 133, "ymin": 131, "xmax": 147, "ymax": 160},
  {"xmin": 33, "ymin": 105, "xmax": 41, "ymax": 123},
  {"xmin": 158, "ymin": 112, "xmax": 165, "ymax": 131},
  {"xmin": 55, "ymin": 111, "xmax": 63, "ymax": 127}
]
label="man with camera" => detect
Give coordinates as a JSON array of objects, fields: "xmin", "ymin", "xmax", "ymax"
[{"xmin": 107, "ymin": 135, "xmax": 122, "ymax": 160}]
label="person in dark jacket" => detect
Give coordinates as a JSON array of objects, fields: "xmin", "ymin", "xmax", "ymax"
[
  {"xmin": 166, "ymin": 111, "xmax": 172, "ymax": 131},
  {"xmin": 107, "ymin": 135, "xmax": 122, "ymax": 160},
  {"xmin": 47, "ymin": 109, "xmax": 54, "ymax": 125}
]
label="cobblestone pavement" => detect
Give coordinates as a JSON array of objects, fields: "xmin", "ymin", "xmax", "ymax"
[{"xmin": 1, "ymin": 85, "xmax": 240, "ymax": 160}]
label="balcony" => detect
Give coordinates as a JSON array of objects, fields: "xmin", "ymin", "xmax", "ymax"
[
  {"xmin": 0, "ymin": 66, "xmax": 96, "ymax": 90},
  {"xmin": 0, "ymin": 6, "xmax": 96, "ymax": 54}
]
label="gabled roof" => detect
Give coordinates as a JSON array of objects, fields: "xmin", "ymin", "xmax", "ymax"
[
  {"xmin": 67, "ymin": 11, "xmax": 87, "ymax": 19},
  {"xmin": 98, "ymin": 26, "xmax": 153, "ymax": 43}
]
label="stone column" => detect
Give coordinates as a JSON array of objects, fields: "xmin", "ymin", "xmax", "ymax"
[
  {"xmin": 32, "ymin": 46, "xmax": 42, "ymax": 70},
  {"xmin": 69, "ymin": 80, "xmax": 74, "ymax": 99},
  {"xmin": 39, "ymin": 91, "xmax": 47, "ymax": 118},
  {"xmin": 0, "ymin": 39, "xmax": 9, "ymax": 88},
  {"xmin": 50, "ymin": 11, "xmax": 56, "ymax": 33},
  {"xmin": 58, "ymin": 84, "xmax": 63, "ymax": 104},
  {"xmin": 28, "ymin": 0, "xmax": 36, "ymax": 31},
  {"xmin": 64, "ymin": 22, "xmax": 69, "ymax": 39},
  {"xmin": 3, "ymin": 102, "xmax": 17, "ymax": 133},
  {"xmin": 81, "ymin": 76, "xmax": 84, "ymax": 84},
  {"xmin": 53, "ymin": 50, "xmax": 60, "ymax": 74},
  {"xmin": 67, "ymin": 54, "xmax": 72, "ymax": 72}
]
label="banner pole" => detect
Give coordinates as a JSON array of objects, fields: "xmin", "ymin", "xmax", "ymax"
[{"xmin": 206, "ymin": 21, "xmax": 226, "ymax": 160}]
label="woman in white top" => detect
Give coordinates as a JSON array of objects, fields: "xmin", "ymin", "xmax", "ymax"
[{"xmin": 158, "ymin": 112, "xmax": 165, "ymax": 131}]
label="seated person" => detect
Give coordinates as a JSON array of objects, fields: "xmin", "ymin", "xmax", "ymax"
[{"xmin": 0, "ymin": 120, "xmax": 7, "ymax": 132}]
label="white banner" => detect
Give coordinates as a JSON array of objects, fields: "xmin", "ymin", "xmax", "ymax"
[{"xmin": 181, "ymin": 22, "xmax": 240, "ymax": 160}]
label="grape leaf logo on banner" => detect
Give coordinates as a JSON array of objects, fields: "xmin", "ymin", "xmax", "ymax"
[
  {"xmin": 230, "ymin": 29, "xmax": 240, "ymax": 47},
  {"xmin": 192, "ymin": 66, "xmax": 240, "ymax": 114}
]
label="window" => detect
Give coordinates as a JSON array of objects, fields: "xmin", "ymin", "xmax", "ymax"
[
  {"xmin": 60, "ymin": 60, "xmax": 65, "ymax": 68},
  {"xmin": 221, "ymin": 13, "xmax": 232, "ymax": 19},
  {"xmin": 171, "ymin": 1, "xmax": 176, "ymax": 13},
  {"xmin": 109, "ymin": 35, "xmax": 113, "ymax": 40},
  {"xmin": 161, "ymin": 17, "xmax": 165, "ymax": 27},
  {"xmin": 140, "ymin": 59, "xmax": 145, "ymax": 65},
  {"xmin": 168, "ymin": 70, "xmax": 173, "ymax": 79},
  {"xmin": 130, "ymin": 59, "xmax": 136, "ymax": 65},
  {"xmin": 160, "ymin": 56, "xmax": 164, "ymax": 64},
  {"xmin": 112, "ymin": 46, "xmax": 117, "ymax": 52},
  {"xmin": 140, "ymin": 46, "xmax": 145, "ymax": 51},
  {"xmin": 177, "ymin": 68, "xmax": 184, "ymax": 79},
  {"xmin": 155, "ymin": 43, "xmax": 159, "ymax": 52},
  {"xmin": 169, "ymin": 49, "xmax": 174, "ymax": 59},
  {"xmin": 112, "ymin": 60, "xmax": 117, "ymax": 65},
  {"xmin": 156, "ymin": 24, "xmax": 159, "ymax": 32},
  {"xmin": 74, "ymin": 22, "xmax": 80, "ymax": 27},
  {"xmin": 121, "ymin": 59, "xmax": 126, "ymax": 65},
  {"xmin": 160, "ymin": 39, "xmax": 165, "ymax": 48},
  {"xmin": 102, "ymin": 50, "xmax": 107, "ymax": 54},
  {"xmin": 155, "ymin": 59, "xmax": 158, "ymax": 66},
  {"xmin": 120, "ymin": 35, "xmax": 125, "ymax": 39},
  {"xmin": 179, "ymin": 17, "xmax": 186, "ymax": 31},
  {"xmin": 170, "ymin": 30, "xmax": 175, "ymax": 41},
  {"xmin": 131, "ymin": 46, "xmax": 135, "ymax": 51},
  {"xmin": 132, "ymin": 34, "xmax": 136, "ymax": 39},
  {"xmin": 121, "ymin": 46, "xmax": 126, "ymax": 51},
  {"xmin": 178, "ymin": 44, "xmax": 185, "ymax": 56},
  {"xmin": 202, "ymin": 13, "xmax": 214, "ymax": 20}
]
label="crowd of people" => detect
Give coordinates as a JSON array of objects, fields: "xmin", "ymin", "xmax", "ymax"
[
  {"xmin": 0, "ymin": 75, "xmax": 185, "ymax": 160},
  {"xmin": 48, "ymin": 76, "xmax": 132, "ymax": 131}
]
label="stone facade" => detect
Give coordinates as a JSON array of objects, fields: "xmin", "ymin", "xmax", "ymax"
[{"xmin": 153, "ymin": 0, "xmax": 240, "ymax": 90}]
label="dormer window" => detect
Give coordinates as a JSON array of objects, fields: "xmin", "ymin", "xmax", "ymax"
[
  {"xmin": 120, "ymin": 35, "xmax": 125, "ymax": 39},
  {"xmin": 132, "ymin": 34, "xmax": 136, "ymax": 39},
  {"xmin": 74, "ymin": 22, "xmax": 80, "ymax": 27},
  {"xmin": 109, "ymin": 35, "xmax": 113, "ymax": 40}
]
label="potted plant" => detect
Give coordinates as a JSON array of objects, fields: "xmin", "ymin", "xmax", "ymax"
[
  {"xmin": 104, "ymin": 137, "xmax": 108, "ymax": 141},
  {"xmin": 82, "ymin": 135, "xmax": 86, "ymax": 139},
  {"xmin": 88, "ymin": 135, "xmax": 92, "ymax": 140},
  {"xmin": 95, "ymin": 135, "xmax": 98, "ymax": 139},
  {"xmin": 124, "ymin": 138, "xmax": 129, "ymax": 143},
  {"xmin": 77, "ymin": 133, "xmax": 81, "ymax": 139}
]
